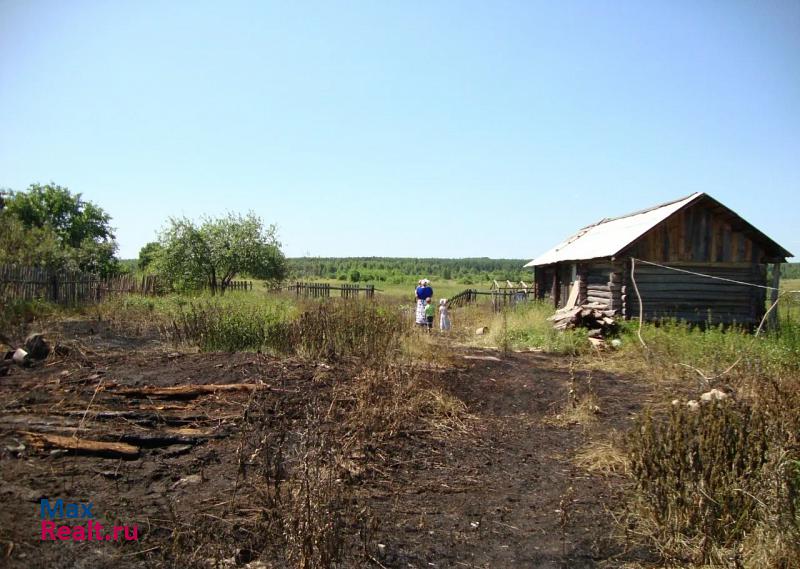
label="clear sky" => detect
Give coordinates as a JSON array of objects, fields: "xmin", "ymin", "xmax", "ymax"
[{"xmin": 1, "ymin": 1, "xmax": 798, "ymax": 260}]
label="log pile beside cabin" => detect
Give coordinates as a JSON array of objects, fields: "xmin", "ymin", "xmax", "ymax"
[
  {"xmin": 548, "ymin": 304, "xmax": 618, "ymax": 334},
  {"xmin": 527, "ymin": 193, "xmax": 792, "ymax": 327}
]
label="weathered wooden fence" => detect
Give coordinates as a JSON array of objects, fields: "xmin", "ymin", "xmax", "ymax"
[
  {"xmin": 0, "ymin": 265, "xmax": 160, "ymax": 306},
  {"xmin": 447, "ymin": 289, "xmax": 479, "ymax": 308},
  {"xmin": 225, "ymin": 280, "xmax": 253, "ymax": 292},
  {"xmin": 288, "ymin": 282, "xmax": 376, "ymax": 299},
  {"xmin": 447, "ymin": 288, "xmax": 534, "ymax": 312},
  {"xmin": 490, "ymin": 289, "xmax": 534, "ymax": 312}
]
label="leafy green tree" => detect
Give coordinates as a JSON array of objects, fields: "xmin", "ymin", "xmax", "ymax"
[
  {"xmin": 156, "ymin": 212, "xmax": 286, "ymax": 294},
  {"xmin": 3, "ymin": 183, "xmax": 118, "ymax": 275},
  {"xmin": 137, "ymin": 241, "xmax": 162, "ymax": 271},
  {"xmin": 0, "ymin": 213, "xmax": 67, "ymax": 268},
  {"xmin": 349, "ymin": 270, "xmax": 361, "ymax": 282}
]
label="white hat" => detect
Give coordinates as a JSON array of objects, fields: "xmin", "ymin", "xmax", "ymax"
[{"xmin": 421, "ymin": 279, "xmax": 430, "ymax": 285}]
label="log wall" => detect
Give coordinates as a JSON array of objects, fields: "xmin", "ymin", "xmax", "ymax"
[
  {"xmin": 623, "ymin": 262, "xmax": 766, "ymax": 325},
  {"xmin": 579, "ymin": 262, "xmax": 624, "ymax": 311}
]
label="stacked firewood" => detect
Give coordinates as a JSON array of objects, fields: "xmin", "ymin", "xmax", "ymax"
[{"xmin": 547, "ymin": 302, "xmax": 618, "ymax": 337}]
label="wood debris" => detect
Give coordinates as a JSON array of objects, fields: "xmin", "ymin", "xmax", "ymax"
[
  {"xmin": 105, "ymin": 383, "xmax": 270, "ymax": 399},
  {"xmin": 20, "ymin": 431, "xmax": 140, "ymax": 459},
  {"xmin": 547, "ymin": 305, "xmax": 619, "ymax": 337}
]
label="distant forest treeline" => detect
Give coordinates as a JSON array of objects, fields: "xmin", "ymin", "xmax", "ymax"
[
  {"xmin": 286, "ymin": 257, "xmax": 532, "ymax": 285},
  {"xmin": 122, "ymin": 256, "xmax": 800, "ymax": 284}
]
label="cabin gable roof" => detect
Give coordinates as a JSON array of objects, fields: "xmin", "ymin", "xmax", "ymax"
[{"xmin": 524, "ymin": 193, "xmax": 792, "ymax": 267}]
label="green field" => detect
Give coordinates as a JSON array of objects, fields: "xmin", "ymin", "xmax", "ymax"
[
  {"xmin": 278, "ymin": 277, "xmax": 475, "ymax": 300},
  {"xmin": 285, "ymin": 257, "xmax": 531, "ymax": 286}
]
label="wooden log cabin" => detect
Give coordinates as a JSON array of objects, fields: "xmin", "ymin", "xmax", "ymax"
[{"xmin": 525, "ymin": 193, "xmax": 792, "ymax": 325}]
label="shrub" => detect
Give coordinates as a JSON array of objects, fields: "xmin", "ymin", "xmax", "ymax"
[
  {"xmin": 628, "ymin": 399, "xmax": 800, "ymax": 566},
  {"xmin": 0, "ymin": 298, "xmax": 60, "ymax": 342},
  {"xmin": 291, "ymin": 300, "xmax": 404, "ymax": 364},
  {"xmin": 172, "ymin": 301, "xmax": 292, "ymax": 353}
]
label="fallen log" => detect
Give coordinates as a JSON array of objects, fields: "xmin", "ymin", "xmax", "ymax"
[
  {"xmin": 106, "ymin": 383, "xmax": 270, "ymax": 399},
  {"xmin": 19, "ymin": 431, "xmax": 140, "ymax": 459}
]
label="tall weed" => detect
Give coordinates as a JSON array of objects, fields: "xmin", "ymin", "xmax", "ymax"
[
  {"xmin": 448, "ymin": 300, "xmax": 589, "ymax": 354},
  {"xmin": 628, "ymin": 399, "xmax": 800, "ymax": 566},
  {"xmin": 291, "ymin": 299, "xmax": 405, "ymax": 363}
]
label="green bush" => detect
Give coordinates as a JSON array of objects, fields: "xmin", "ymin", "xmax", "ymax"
[
  {"xmin": 172, "ymin": 301, "xmax": 292, "ymax": 353},
  {"xmin": 0, "ymin": 298, "xmax": 60, "ymax": 341},
  {"xmin": 136, "ymin": 294, "xmax": 405, "ymax": 363}
]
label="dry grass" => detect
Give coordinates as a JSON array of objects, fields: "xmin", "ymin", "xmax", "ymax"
[
  {"xmin": 573, "ymin": 436, "xmax": 630, "ymax": 476},
  {"xmin": 337, "ymin": 365, "xmax": 470, "ymax": 444},
  {"xmin": 400, "ymin": 329, "xmax": 458, "ymax": 368},
  {"xmin": 545, "ymin": 363, "xmax": 602, "ymax": 427},
  {"xmin": 545, "ymin": 392, "xmax": 601, "ymax": 427},
  {"xmin": 740, "ymin": 522, "xmax": 800, "ymax": 569}
]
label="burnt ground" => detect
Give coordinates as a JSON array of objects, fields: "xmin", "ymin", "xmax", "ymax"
[{"xmin": 0, "ymin": 321, "xmax": 655, "ymax": 568}]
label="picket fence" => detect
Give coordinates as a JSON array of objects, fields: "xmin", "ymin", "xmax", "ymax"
[
  {"xmin": 288, "ymin": 282, "xmax": 376, "ymax": 299},
  {"xmin": 0, "ymin": 265, "xmax": 160, "ymax": 306}
]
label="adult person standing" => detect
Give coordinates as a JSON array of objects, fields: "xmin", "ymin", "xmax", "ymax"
[{"xmin": 415, "ymin": 279, "xmax": 434, "ymax": 327}]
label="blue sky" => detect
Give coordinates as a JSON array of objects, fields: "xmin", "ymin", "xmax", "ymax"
[{"xmin": 1, "ymin": 1, "xmax": 798, "ymax": 260}]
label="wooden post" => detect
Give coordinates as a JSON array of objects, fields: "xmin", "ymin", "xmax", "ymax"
[
  {"xmin": 50, "ymin": 273, "xmax": 59, "ymax": 303},
  {"xmin": 550, "ymin": 268, "xmax": 559, "ymax": 308},
  {"xmin": 768, "ymin": 262, "xmax": 781, "ymax": 332}
]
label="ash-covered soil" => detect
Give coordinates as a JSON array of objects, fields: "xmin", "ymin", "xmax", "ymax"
[{"xmin": 0, "ymin": 321, "xmax": 653, "ymax": 568}]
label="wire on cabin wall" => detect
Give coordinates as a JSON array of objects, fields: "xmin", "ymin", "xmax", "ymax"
[{"xmin": 628, "ymin": 257, "xmax": 800, "ymax": 382}]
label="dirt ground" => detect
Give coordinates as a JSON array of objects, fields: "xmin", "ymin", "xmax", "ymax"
[{"xmin": 0, "ymin": 320, "xmax": 657, "ymax": 568}]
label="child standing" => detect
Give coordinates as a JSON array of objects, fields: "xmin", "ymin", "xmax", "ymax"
[
  {"xmin": 439, "ymin": 299, "xmax": 451, "ymax": 331},
  {"xmin": 424, "ymin": 298, "xmax": 435, "ymax": 331}
]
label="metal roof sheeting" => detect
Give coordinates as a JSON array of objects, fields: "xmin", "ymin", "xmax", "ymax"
[
  {"xmin": 524, "ymin": 192, "xmax": 793, "ymax": 267},
  {"xmin": 525, "ymin": 193, "xmax": 701, "ymax": 267}
]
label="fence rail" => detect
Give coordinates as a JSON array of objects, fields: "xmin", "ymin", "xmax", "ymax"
[
  {"xmin": 447, "ymin": 288, "xmax": 535, "ymax": 312},
  {"xmin": 287, "ymin": 282, "xmax": 376, "ymax": 299},
  {"xmin": 447, "ymin": 289, "xmax": 479, "ymax": 308}
]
